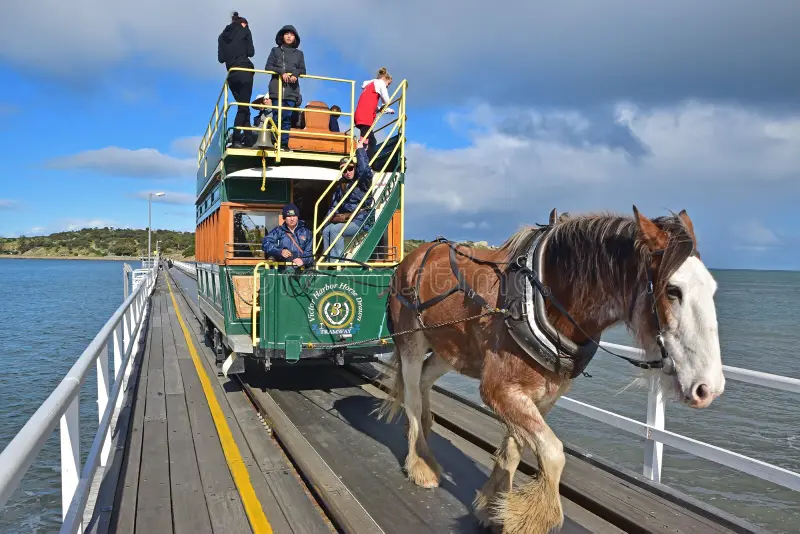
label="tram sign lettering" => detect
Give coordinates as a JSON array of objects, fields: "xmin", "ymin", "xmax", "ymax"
[{"xmin": 308, "ymin": 283, "xmax": 364, "ymax": 336}]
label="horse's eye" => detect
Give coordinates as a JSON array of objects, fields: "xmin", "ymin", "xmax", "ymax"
[{"xmin": 666, "ymin": 285, "xmax": 683, "ymax": 303}]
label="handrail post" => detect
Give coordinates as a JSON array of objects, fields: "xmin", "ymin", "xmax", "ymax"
[
  {"xmin": 643, "ymin": 375, "xmax": 665, "ymax": 482},
  {"xmin": 276, "ymin": 79, "xmax": 283, "ymax": 161},
  {"xmin": 60, "ymin": 396, "xmax": 80, "ymax": 527},
  {"xmin": 113, "ymin": 322, "xmax": 124, "ymax": 412},
  {"xmin": 123, "ymin": 307, "xmax": 131, "ymax": 355},
  {"xmin": 97, "ymin": 345, "xmax": 111, "ymax": 466}
]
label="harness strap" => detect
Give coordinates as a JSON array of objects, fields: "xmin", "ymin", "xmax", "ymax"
[
  {"xmin": 398, "ymin": 238, "xmax": 491, "ymax": 316},
  {"xmin": 285, "ymin": 230, "xmax": 304, "ymax": 257},
  {"xmin": 449, "ymin": 244, "xmax": 491, "ymax": 309}
]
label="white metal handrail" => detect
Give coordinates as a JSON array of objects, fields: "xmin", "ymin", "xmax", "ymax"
[
  {"xmin": 556, "ymin": 341, "xmax": 800, "ymax": 491},
  {"xmin": 0, "ymin": 264, "xmax": 158, "ymax": 533},
  {"xmin": 171, "ymin": 260, "xmax": 196, "ymax": 279}
]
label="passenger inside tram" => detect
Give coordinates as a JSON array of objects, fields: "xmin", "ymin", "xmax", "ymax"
[{"xmin": 261, "ymin": 203, "xmax": 313, "ymax": 269}]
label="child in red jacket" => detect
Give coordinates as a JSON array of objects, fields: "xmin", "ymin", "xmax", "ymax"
[{"xmin": 354, "ymin": 68, "xmax": 395, "ymax": 161}]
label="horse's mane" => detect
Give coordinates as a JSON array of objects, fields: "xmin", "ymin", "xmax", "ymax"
[{"xmin": 499, "ymin": 211, "xmax": 697, "ymax": 299}]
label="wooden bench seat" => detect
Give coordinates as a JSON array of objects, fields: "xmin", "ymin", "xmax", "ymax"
[{"xmin": 288, "ymin": 101, "xmax": 353, "ymax": 154}]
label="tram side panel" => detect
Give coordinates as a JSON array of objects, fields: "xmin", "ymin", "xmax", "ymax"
[{"xmin": 256, "ymin": 269, "xmax": 394, "ymax": 364}]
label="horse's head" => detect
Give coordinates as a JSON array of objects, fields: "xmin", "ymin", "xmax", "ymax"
[{"xmin": 632, "ymin": 206, "xmax": 724, "ymax": 409}]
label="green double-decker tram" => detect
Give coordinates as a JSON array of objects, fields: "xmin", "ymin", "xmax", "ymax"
[{"xmin": 193, "ymin": 68, "xmax": 407, "ymax": 375}]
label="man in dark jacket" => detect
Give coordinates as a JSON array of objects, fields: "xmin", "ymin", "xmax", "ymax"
[
  {"xmin": 218, "ymin": 12, "xmax": 256, "ymax": 148},
  {"xmin": 261, "ymin": 203, "xmax": 313, "ymax": 270},
  {"xmin": 265, "ymin": 25, "xmax": 306, "ymax": 150},
  {"xmin": 322, "ymin": 138, "xmax": 374, "ymax": 262}
]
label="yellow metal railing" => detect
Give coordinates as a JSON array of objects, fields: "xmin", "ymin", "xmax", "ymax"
[
  {"xmin": 197, "ymin": 68, "xmax": 356, "ymax": 167},
  {"xmin": 311, "ymin": 80, "xmax": 408, "ymax": 266}
]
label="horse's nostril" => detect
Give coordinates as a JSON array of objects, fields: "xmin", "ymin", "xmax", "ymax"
[{"xmin": 695, "ymin": 383, "xmax": 710, "ymax": 400}]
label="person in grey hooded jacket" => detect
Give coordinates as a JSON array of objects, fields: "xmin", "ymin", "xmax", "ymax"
[{"xmin": 265, "ymin": 25, "xmax": 306, "ymax": 149}]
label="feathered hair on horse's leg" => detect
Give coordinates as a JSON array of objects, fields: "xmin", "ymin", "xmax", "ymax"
[{"xmin": 375, "ymin": 347, "xmax": 405, "ymax": 422}]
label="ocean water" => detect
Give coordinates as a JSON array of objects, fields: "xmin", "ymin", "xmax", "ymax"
[
  {"xmin": 0, "ymin": 260, "xmax": 797, "ymax": 532},
  {"xmin": 0, "ymin": 259, "xmax": 130, "ymax": 533}
]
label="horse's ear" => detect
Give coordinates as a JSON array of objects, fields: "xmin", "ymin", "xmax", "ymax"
[
  {"xmin": 678, "ymin": 209, "xmax": 697, "ymax": 243},
  {"xmin": 633, "ymin": 205, "xmax": 668, "ymax": 251},
  {"xmin": 549, "ymin": 208, "xmax": 558, "ymax": 225}
]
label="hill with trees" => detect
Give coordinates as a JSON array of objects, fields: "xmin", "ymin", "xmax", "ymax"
[
  {"xmin": 0, "ymin": 228, "xmax": 195, "ymax": 259},
  {"xmin": 1, "ymin": 229, "xmax": 493, "ymax": 260}
]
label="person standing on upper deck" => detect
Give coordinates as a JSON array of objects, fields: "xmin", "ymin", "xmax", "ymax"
[
  {"xmin": 354, "ymin": 68, "xmax": 396, "ymax": 162},
  {"xmin": 265, "ymin": 25, "xmax": 306, "ymax": 151},
  {"xmin": 322, "ymin": 138, "xmax": 375, "ymax": 262},
  {"xmin": 218, "ymin": 12, "xmax": 256, "ymax": 148}
]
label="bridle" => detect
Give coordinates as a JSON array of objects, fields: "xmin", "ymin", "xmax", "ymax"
[{"xmin": 643, "ymin": 249, "xmax": 676, "ymax": 376}]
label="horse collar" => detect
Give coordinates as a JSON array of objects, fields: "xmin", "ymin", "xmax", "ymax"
[{"xmin": 505, "ymin": 227, "xmax": 600, "ymax": 379}]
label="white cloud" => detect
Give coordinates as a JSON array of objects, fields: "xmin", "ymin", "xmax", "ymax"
[
  {"xmin": 170, "ymin": 136, "xmax": 203, "ymax": 157},
  {"xmin": 0, "ymin": 1, "xmax": 797, "ymax": 107},
  {"xmin": 0, "ymin": 199, "xmax": 19, "ymax": 210},
  {"xmin": 46, "ymin": 147, "xmax": 195, "ymax": 179},
  {"xmin": 406, "ymin": 100, "xmax": 800, "ymax": 216},
  {"xmin": 738, "ymin": 220, "xmax": 780, "ymax": 246},
  {"xmin": 461, "ymin": 221, "xmax": 490, "ymax": 230},
  {"xmin": 61, "ymin": 218, "xmax": 117, "ymax": 231},
  {"xmin": 404, "ymin": 100, "xmax": 800, "ymax": 267},
  {"xmin": 132, "ymin": 191, "xmax": 195, "ymax": 205}
]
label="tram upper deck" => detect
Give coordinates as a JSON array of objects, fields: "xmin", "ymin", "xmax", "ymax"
[{"xmin": 194, "ymin": 68, "xmax": 407, "ymax": 269}]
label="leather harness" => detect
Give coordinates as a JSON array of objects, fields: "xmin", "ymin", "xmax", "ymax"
[
  {"xmin": 389, "ymin": 224, "xmax": 684, "ymax": 379},
  {"xmin": 391, "ymin": 229, "xmax": 599, "ymax": 379}
]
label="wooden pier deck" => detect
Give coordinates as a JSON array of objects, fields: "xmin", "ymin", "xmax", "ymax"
[{"xmin": 84, "ymin": 270, "xmax": 766, "ymax": 534}]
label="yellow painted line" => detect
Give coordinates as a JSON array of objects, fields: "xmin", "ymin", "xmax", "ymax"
[{"xmin": 166, "ymin": 277, "xmax": 273, "ymax": 534}]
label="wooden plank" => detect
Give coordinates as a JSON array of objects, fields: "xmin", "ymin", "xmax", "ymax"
[
  {"xmin": 108, "ymin": 289, "xmax": 158, "ymax": 533},
  {"xmin": 144, "ymin": 296, "xmax": 166, "ymax": 423},
  {"xmin": 177, "ymin": 357, "xmax": 252, "ymax": 534},
  {"xmin": 207, "ymin": 490, "xmax": 252, "ymax": 534},
  {"xmin": 437, "ymin": 422, "xmax": 620, "ymax": 534},
  {"xmin": 267, "ymin": 376, "xmax": 476, "ymax": 534},
  {"xmin": 162, "ymin": 296, "xmax": 184, "ymax": 395},
  {"xmin": 135, "ymin": 419, "xmax": 173, "ymax": 533},
  {"xmin": 417, "ymin": 396, "xmax": 624, "ymax": 534},
  {"xmin": 356, "ymin": 363, "xmax": 750, "ymax": 534},
  {"xmin": 171, "ymin": 287, "xmax": 333, "ymax": 534},
  {"xmin": 166, "ymin": 393, "xmax": 213, "ymax": 534}
]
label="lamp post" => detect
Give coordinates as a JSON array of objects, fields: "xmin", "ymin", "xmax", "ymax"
[{"xmin": 149, "ymin": 192, "xmax": 165, "ymax": 266}]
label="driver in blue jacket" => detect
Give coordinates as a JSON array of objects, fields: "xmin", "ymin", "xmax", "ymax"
[{"xmin": 261, "ymin": 203, "xmax": 313, "ymax": 269}]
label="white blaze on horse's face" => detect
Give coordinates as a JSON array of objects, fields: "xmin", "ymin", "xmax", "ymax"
[{"xmin": 660, "ymin": 256, "xmax": 725, "ymax": 408}]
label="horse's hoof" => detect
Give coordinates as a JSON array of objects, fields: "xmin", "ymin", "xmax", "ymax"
[
  {"xmin": 490, "ymin": 480, "xmax": 564, "ymax": 534},
  {"xmin": 473, "ymin": 491, "xmax": 495, "ymax": 528},
  {"xmin": 406, "ymin": 456, "xmax": 441, "ymax": 488}
]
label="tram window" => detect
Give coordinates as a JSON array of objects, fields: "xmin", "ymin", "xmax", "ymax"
[{"xmin": 232, "ymin": 210, "xmax": 280, "ymax": 258}]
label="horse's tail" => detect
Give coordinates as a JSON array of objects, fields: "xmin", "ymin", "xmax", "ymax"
[
  {"xmin": 375, "ymin": 346, "xmax": 405, "ymax": 423},
  {"xmin": 376, "ymin": 260, "xmax": 405, "ymax": 423},
  {"xmin": 376, "ymin": 269, "xmax": 405, "ymax": 422}
]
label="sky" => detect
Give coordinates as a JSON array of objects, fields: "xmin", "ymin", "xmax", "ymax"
[{"xmin": 0, "ymin": 1, "xmax": 798, "ymax": 270}]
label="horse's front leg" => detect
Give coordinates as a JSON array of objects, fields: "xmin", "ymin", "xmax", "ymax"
[{"xmin": 475, "ymin": 372, "xmax": 566, "ymax": 534}]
